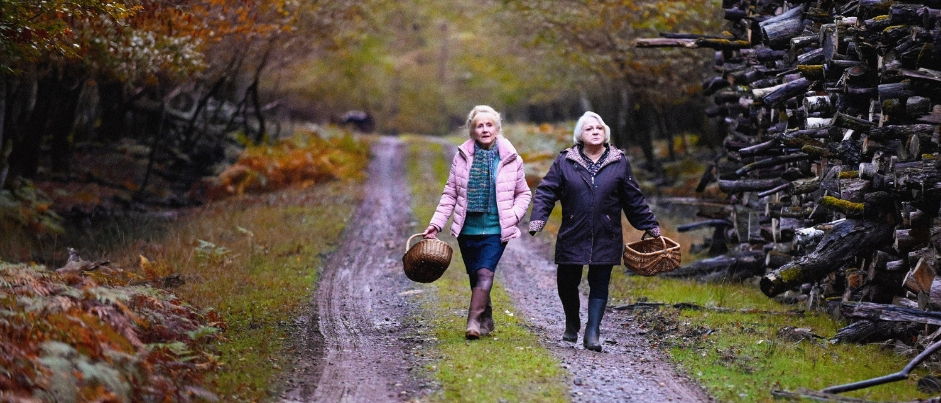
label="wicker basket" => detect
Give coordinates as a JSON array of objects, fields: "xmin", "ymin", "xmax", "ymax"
[
  {"xmin": 402, "ymin": 233, "xmax": 452, "ymax": 283},
  {"xmin": 623, "ymin": 236, "xmax": 681, "ymax": 276}
]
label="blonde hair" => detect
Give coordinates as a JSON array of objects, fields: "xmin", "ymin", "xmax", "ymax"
[
  {"xmin": 573, "ymin": 111, "xmax": 611, "ymax": 145},
  {"xmin": 465, "ymin": 105, "xmax": 502, "ymax": 137}
]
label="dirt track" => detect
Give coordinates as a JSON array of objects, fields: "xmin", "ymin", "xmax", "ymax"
[{"xmin": 281, "ymin": 136, "xmax": 711, "ymax": 402}]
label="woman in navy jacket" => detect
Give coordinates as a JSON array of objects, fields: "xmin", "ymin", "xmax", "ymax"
[{"xmin": 528, "ymin": 111, "xmax": 660, "ymax": 351}]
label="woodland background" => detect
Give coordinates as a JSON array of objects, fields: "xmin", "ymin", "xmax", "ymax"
[
  {"xmin": 1, "ymin": 1, "xmax": 724, "ymax": 401},
  {"xmin": 0, "ymin": 0, "xmax": 722, "ymax": 255},
  {"xmin": 10, "ymin": 1, "xmax": 941, "ymax": 402}
]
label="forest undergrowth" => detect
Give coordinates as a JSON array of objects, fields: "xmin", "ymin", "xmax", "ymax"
[{"xmin": 0, "ymin": 127, "xmax": 369, "ymax": 401}]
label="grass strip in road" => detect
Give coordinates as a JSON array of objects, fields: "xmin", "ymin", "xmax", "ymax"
[{"xmin": 403, "ymin": 135, "xmax": 569, "ymax": 403}]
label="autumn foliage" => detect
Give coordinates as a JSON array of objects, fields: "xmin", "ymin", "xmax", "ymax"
[
  {"xmin": 196, "ymin": 131, "xmax": 369, "ymax": 200},
  {"xmin": 0, "ymin": 262, "xmax": 224, "ymax": 402}
]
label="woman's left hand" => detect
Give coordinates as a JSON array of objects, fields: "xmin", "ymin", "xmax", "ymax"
[
  {"xmin": 645, "ymin": 227, "xmax": 661, "ymax": 238},
  {"xmin": 423, "ymin": 225, "xmax": 439, "ymax": 239}
]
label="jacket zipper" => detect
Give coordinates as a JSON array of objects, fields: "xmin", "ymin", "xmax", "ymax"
[{"xmin": 575, "ymin": 163, "xmax": 595, "ymax": 264}]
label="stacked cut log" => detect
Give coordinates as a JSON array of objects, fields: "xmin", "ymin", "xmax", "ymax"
[{"xmin": 637, "ymin": 0, "xmax": 941, "ymax": 338}]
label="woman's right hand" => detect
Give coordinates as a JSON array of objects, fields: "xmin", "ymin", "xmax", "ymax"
[{"xmin": 423, "ymin": 225, "xmax": 439, "ymax": 239}]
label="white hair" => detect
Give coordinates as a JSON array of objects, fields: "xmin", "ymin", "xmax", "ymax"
[
  {"xmin": 466, "ymin": 105, "xmax": 502, "ymax": 137},
  {"xmin": 573, "ymin": 111, "xmax": 611, "ymax": 145}
]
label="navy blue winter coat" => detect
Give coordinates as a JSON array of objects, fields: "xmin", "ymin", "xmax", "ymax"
[{"xmin": 528, "ymin": 146, "xmax": 659, "ymax": 265}]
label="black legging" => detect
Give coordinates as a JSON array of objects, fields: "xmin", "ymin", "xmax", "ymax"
[
  {"xmin": 557, "ymin": 264, "xmax": 613, "ymax": 300},
  {"xmin": 469, "ymin": 268, "xmax": 495, "ymax": 291}
]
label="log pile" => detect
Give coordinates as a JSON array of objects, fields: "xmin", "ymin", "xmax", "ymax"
[{"xmin": 639, "ymin": 0, "xmax": 941, "ymax": 330}]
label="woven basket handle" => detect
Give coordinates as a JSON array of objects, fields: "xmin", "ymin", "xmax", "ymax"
[
  {"xmin": 641, "ymin": 232, "xmax": 668, "ymax": 252},
  {"xmin": 406, "ymin": 233, "xmax": 425, "ymax": 253}
]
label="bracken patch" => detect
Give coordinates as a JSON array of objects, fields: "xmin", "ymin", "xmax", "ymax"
[{"xmin": 0, "ymin": 261, "xmax": 224, "ymax": 403}]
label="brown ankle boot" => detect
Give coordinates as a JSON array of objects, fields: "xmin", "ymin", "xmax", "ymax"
[
  {"xmin": 480, "ymin": 294, "xmax": 494, "ymax": 336},
  {"xmin": 465, "ymin": 288, "xmax": 489, "ymax": 339}
]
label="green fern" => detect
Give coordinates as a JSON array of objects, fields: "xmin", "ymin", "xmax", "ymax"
[
  {"xmin": 194, "ymin": 239, "xmax": 230, "ymax": 262},
  {"xmin": 150, "ymin": 341, "xmax": 193, "ymax": 357},
  {"xmin": 87, "ymin": 286, "xmax": 133, "ymax": 306},
  {"xmin": 39, "ymin": 341, "xmax": 132, "ymax": 402},
  {"xmin": 186, "ymin": 325, "xmax": 220, "ymax": 341}
]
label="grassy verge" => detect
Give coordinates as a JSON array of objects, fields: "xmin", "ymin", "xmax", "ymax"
[
  {"xmin": 82, "ymin": 179, "xmax": 365, "ymax": 401},
  {"xmin": 34, "ymin": 136, "xmax": 368, "ymax": 401},
  {"xmin": 0, "ymin": 166, "xmax": 365, "ymax": 401},
  {"xmin": 59, "ymin": 131, "xmax": 372, "ymax": 401},
  {"xmin": 607, "ymin": 223, "xmax": 932, "ymax": 403},
  {"xmin": 162, "ymin": 183, "xmax": 362, "ymax": 400},
  {"xmin": 402, "ymin": 135, "xmax": 569, "ymax": 403}
]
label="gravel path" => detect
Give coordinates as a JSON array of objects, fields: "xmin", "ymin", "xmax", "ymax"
[
  {"xmin": 281, "ymin": 136, "xmax": 712, "ymax": 402},
  {"xmin": 501, "ymin": 234, "xmax": 712, "ymax": 403},
  {"xmin": 281, "ymin": 136, "xmax": 427, "ymax": 402}
]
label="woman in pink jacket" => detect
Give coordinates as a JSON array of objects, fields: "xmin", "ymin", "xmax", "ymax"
[{"xmin": 423, "ymin": 105, "xmax": 532, "ymax": 340}]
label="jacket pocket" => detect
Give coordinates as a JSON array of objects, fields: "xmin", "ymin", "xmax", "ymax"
[{"xmin": 602, "ymin": 214, "xmax": 619, "ymax": 239}]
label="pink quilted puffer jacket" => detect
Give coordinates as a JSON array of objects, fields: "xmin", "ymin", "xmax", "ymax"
[{"xmin": 429, "ymin": 137, "xmax": 532, "ymax": 242}]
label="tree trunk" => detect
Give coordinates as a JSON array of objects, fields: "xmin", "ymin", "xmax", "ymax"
[
  {"xmin": 249, "ymin": 46, "xmax": 271, "ymax": 144},
  {"xmin": 895, "ymin": 228, "xmax": 932, "ymax": 252},
  {"xmin": 663, "ymin": 250, "xmax": 764, "ymax": 281},
  {"xmin": 842, "ymin": 301, "xmax": 941, "ymax": 326},
  {"xmin": 719, "ymin": 178, "xmax": 789, "ymax": 193},
  {"xmin": 49, "ymin": 75, "xmax": 83, "ymax": 173},
  {"xmin": 879, "ymin": 81, "xmax": 915, "ymax": 100},
  {"xmin": 831, "ymin": 112, "xmax": 875, "ymax": 132},
  {"xmin": 759, "ymin": 5, "xmax": 808, "ymax": 49},
  {"xmin": 868, "ymin": 124, "xmax": 938, "ymax": 141},
  {"xmin": 0, "ymin": 77, "xmax": 7, "ymax": 190},
  {"xmin": 609, "ymin": 83, "xmax": 632, "ymax": 153},
  {"xmin": 9, "ymin": 76, "xmax": 60, "ymax": 179},
  {"xmin": 831, "ymin": 319, "xmax": 921, "ymax": 344},
  {"xmin": 760, "ymin": 218, "xmax": 896, "ymax": 297},
  {"xmin": 97, "ymin": 80, "xmax": 140, "ymax": 143},
  {"xmin": 634, "ymin": 100, "xmax": 657, "ymax": 165},
  {"xmin": 735, "ymin": 153, "xmax": 812, "ymax": 177},
  {"xmin": 657, "ymin": 105, "xmax": 675, "ymax": 161},
  {"xmin": 896, "ymin": 158, "xmax": 941, "ymax": 190},
  {"xmin": 135, "ymin": 103, "xmax": 168, "ymax": 199}
]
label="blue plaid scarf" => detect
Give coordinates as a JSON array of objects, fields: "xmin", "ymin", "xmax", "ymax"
[{"xmin": 467, "ymin": 143, "xmax": 498, "ymax": 213}]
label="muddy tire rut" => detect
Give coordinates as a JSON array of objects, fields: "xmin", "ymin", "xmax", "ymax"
[
  {"xmin": 282, "ymin": 137, "xmax": 427, "ymax": 402},
  {"xmin": 282, "ymin": 136, "xmax": 711, "ymax": 402}
]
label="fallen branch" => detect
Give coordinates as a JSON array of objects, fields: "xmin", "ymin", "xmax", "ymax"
[
  {"xmin": 821, "ymin": 339, "xmax": 941, "ymax": 394},
  {"xmin": 771, "ymin": 387, "xmax": 939, "ymax": 402},
  {"xmin": 611, "ymin": 301, "xmax": 804, "ymax": 316},
  {"xmin": 760, "ymin": 218, "xmax": 895, "ymax": 297},
  {"xmin": 842, "ymin": 301, "xmax": 941, "ymax": 326}
]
